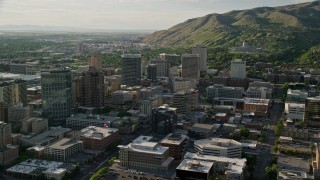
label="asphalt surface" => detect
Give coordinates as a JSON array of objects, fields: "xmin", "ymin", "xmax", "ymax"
[{"xmin": 72, "ymin": 149, "xmax": 118, "ymax": 180}]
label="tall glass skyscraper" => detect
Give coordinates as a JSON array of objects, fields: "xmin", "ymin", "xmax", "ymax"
[
  {"xmin": 121, "ymin": 54, "xmax": 141, "ymax": 86},
  {"xmin": 41, "ymin": 69, "xmax": 72, "ymax": 126}
]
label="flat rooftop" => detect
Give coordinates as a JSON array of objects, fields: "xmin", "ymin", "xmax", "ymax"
[
  {"xmin": 67, "ymin": 114, "xmax": 120, "ymax": 123},
  {"xmin": 277, "ymin": 156, "xmax": 310, "ymax": 171},
  {"xmin": 119, "ymin": 136, "xmax": 169, "ymax": 155},
  {"xmin": 22, "ymin": 127, "xmax": 71, "ymax": 145},
  {"xmin": 160, "ymin": 133, "xmax": 188, "ymax": 145},
  {"xmin": 133, "ymin": 136, "xmax": 153, "ymax": 144},
  {"xmin": 192, "ymin": 123, "xmax": 214, "ymax": 130},
  {"xmin": 287, "ymin": 103, "xmax": 305, "ymax": 108},
  {"xmin": 194, "ymin": 138, "xmax": 242, "ymax": 149},
  {"xmin": 278, "ymin": 169, "xmax": 308, "ymax": 179},
  {"xmin": 6, "ymin": 159, "xmax": 65, "ymax": 175},
  {"xmin": 244, "ymin": 98, "xmax": 270, "ymax": 105},
  {"xmin": 49, "ymin": 138, "xmax": 82, "ymax": 150},
  {"xmin": 184, "ymin": 152, "xmax": 246, "ymax": 175},
  {"xmin": 287, "ymin": 89, "xmax": 308, "ymax": 96},
  {"xmin": 177, "ymin": 159, "xmax": 213, "ymax": 173},
  {"xmin": 27, "ymin": 146, "xmax": 45, "ymax": 152},
  {"xmin": 0, "ymin": 73, "xmax": 40, "ymax": 81},
  {"xmin": 307, "ymin": 96, "xmax": 320, "ymax": 102},
  {"xmin": 81, "ymin": 126, "xmax": 119, "ymax": 139}
]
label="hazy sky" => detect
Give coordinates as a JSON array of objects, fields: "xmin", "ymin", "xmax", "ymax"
[{"xmin": 0, "ymin": 0, "xmax": 315, "ymax": 30}]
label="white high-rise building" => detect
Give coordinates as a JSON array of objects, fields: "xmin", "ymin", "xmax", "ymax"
[
  {"xmin": 230, "ymin": 59, "xmax": 246, "ymax": 79},
  {"xmin": 192, "ymin": 44, "xmax": 207, "ymax": 71}
]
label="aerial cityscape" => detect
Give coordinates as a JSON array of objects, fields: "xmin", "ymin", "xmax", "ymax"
[{"xmin": 1, "ymin": 0, "xmax": 320, "ymax": 180}]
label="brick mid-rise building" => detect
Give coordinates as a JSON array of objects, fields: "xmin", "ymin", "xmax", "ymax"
[
  {"xmin": 80, "ymin": 126, "xmax": 119, "ymax": 151},
  {"xmin": 160, "ymin": 133, "xmax": 189, "ymax": 161}
]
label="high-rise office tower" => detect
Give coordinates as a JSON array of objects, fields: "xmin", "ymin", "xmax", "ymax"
[
  {"xmin": 0, "ymin": 103, "xmax": 8, "ymax": 123},
  {"xmin": 41, "ymin": 69, "xmax": 72, "ymax": 126},
  {"xmin": 150, "ymin": 57, "xmax": 170, "ymax": 77},
  {"xmin": 192, "ymin": 44, "xmax": 207, "ymax": 71},
  {"xmin": 147, "ymin": 64, "xmax": 157, "ymax": 81},
  {"xmin": 159, "ymin": 53, "xmax": 181, "ymax": 67},
  {"xmin": 304, "ymin": 97, "xmax": 320, "ymax": 127},
  {"xmin": 122, "ymin": 54, "xmax": 141, "ymax": 86},
  {"xmin": 0, "ymin": 79, "xmax": 27, "ymax": 106},
  {"xmin": 230, "ymin": 59, "xmax": 246, "ymax": 79},
  {"xmin": 89, "ymin": 51, "xmax": 102, "ymax": 71},
  {"xmin": 152, "ymin": 105, "xmax": 177, "ymax": 135},
  {"xmin": 173, "ymin": 90, "xmax": 194, "ymax": 114},
  {"xmin": 181, "ymin": 54, "xmax": 200, "ymax": 80},
  {"xmin": 0, "ymin": 121, "xmax": 11, "ymax": 147},
  {"xmin": 80, "ymin": 66, "xmax": 105, "ymax": 110}
]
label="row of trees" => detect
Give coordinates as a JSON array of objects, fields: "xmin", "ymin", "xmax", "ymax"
[
  {"xmin": 90, "ymin": 156, "xmax": 118, "ymax": 180},
  {"xmin": 265, "ymin": 157, "xmax": 278, "ymax": 180}
]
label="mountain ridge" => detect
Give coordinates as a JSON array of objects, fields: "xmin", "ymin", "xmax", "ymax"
[{"xmin": 143, "ymin": 1, "xmax": 320, "ymax": 50}]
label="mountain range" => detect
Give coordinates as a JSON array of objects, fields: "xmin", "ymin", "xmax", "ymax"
[{"xmin": 143, "ymin": 0, "xmax": 320, "ymax": 57}]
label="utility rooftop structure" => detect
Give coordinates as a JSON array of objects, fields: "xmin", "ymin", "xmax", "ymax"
[
  {"xmin": 176, "ymin": 159, "xmax": 213, "ymax": 180},
  {"xmin": 183, "ymin": 152, "xmax": 247, "ymax": 180},
  {"xmin": 177, "ymin": 160, "xmax": 213, "ymax": 173},
  {"xmin": 6, "ymin": 159, "xmax": 68, "ymax": 180},
  {"xmin": 80, "ymin": 126, "xmax": 118, "ymax": 139}
]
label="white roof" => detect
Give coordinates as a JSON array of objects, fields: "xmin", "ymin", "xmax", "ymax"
[
  {"xmin": 177, "ymin": 159, "xmax": 213, "ymax": 173},
  {"xmin": 194, "ymin": 138, "xmax": 242, "ymax": 150},
  {"xmin": 119, "ymin": 135, "xmax": 169, "ymax": 155},
  {"xmin": 7, "ymin": 159, "xmax": 65, "ymax": 175},
  {"xmin": 244, "ymin": 98, "xmax": 270, "ymax": 105},
  {"xmin": 184, "ymin": 152, "xmax": 246, "ymax": 175},
  {"xmin": 0, "ymin": 73, "xmax": 40, "ymax": 81},
  {"xmin": 81, "ymin": 126, "xmax": 119, "ymax": 139},
  {"xmin": 44, "ymin": 168, "xmax": 66, "ymax": 175},
  {"xmin": 160, "ymin": 133, "xmax": 188, "ymax": 145}
]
